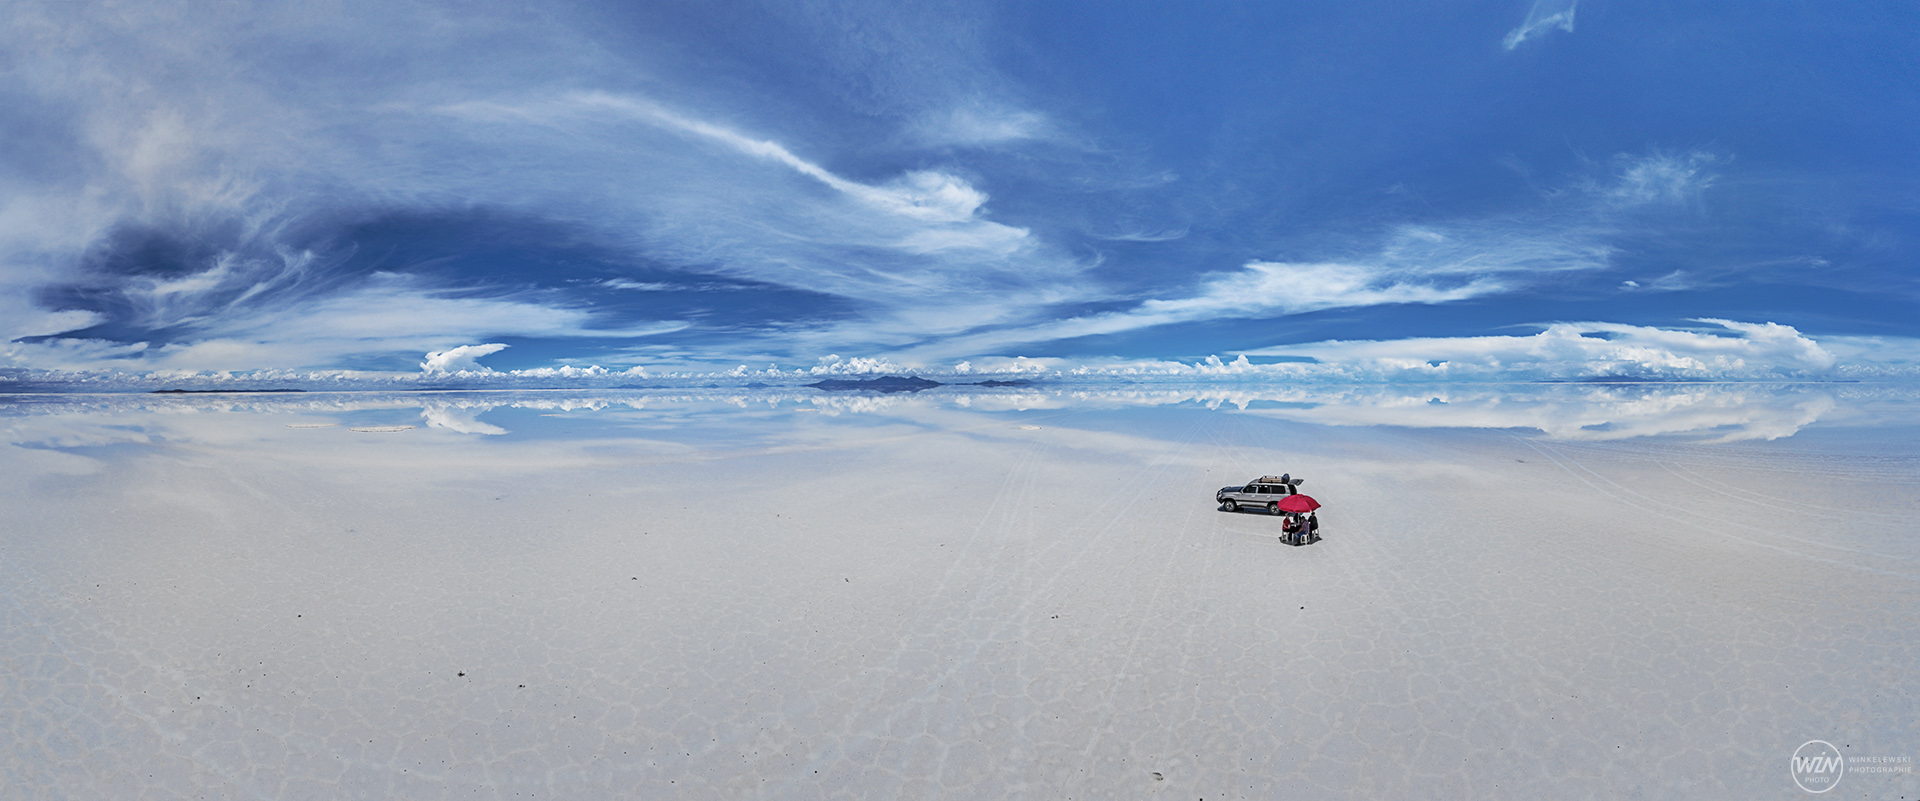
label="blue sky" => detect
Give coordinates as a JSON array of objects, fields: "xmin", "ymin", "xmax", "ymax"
[{"xmin": 3, "ymin": 1, "xmax": 1917, "ymax": 383}]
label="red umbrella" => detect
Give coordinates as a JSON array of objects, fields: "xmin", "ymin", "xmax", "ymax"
[{"xmin": 1275, "ymin": 494, "xmax": 1320, "ymax": 513}]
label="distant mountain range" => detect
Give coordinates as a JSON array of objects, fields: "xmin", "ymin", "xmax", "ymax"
[{"xmin": 803, "ymin": 376, "xmax": 1034, "ymax": 393}]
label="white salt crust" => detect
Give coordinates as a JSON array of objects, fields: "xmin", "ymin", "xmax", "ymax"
[{"xmin": 2, "ymin": 397, "xmax": 1915, "ymax": 799}]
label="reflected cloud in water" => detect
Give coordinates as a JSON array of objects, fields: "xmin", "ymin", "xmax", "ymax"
[{"xmin": 420, "ymin": 404, "xmax": 508, "ymax": 435}]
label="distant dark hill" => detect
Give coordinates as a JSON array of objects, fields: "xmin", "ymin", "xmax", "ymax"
[
  {"xmin": 1531, "ymin": 375, "xmax": 1681, "ymax": 384},
  {"xmin": 150, "ymin": 388, "xmax": 305, "ymax": 393},
  {"xmin": 1577, "ymin": 375, "xmax": 1677, "ymax": 383},
  {"xmin": 805, "ymin": 375, "xmax": 943, "ymax": 393},
  {"xmin": 967, "ymin": 379, "xmax": 1033, "ymax": 387}
]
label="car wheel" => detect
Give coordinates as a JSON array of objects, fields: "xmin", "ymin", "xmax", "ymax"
[
  {"xmin": 1269, "ymin": 502, "xmax": 1281, "ymax": 515},
  {"xmin": 1222, "ymin": 500, "xmax": 1237, "ymax": 512}
]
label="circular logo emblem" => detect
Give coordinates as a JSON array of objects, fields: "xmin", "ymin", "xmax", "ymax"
[{"xmin": 1791, "ymin": 740, "xmax": 1845, "ymax": 793}]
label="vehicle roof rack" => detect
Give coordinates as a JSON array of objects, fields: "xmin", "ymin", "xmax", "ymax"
[{"xmin": 1255, "ymin": 475, "xmax": 1304, "ymax": 486}]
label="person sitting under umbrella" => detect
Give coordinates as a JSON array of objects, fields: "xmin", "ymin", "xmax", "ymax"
[{"xmin": 1273, "ymin": 493, "xmax": 1321, "ymax": 544}]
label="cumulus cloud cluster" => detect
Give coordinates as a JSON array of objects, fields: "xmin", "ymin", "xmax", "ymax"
[
  {"xmin": 884, "ymin": 320, "xmax": 1850, "ymax": 384},
  {"xmin": 421, "ymin": 344, "xmax": 509, "ymax": 374},
  {"xmin": 1240, "ymin": 319, "xmax": 1837, "ymax": 381}
]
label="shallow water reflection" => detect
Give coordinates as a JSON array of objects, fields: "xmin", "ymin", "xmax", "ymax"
[{"xmin": 4, "ymin": 381, "xmax": 1914, "ymax": 444}]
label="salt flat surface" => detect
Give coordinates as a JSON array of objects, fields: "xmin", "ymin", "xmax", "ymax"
[{"xmin": 2, "ymin": 385, "xmax": 1916, "ymax": 799}]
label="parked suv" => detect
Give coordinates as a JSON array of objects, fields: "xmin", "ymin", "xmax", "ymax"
[{"xmin": 1216, "ymin": 474, "xmax": 1305, "ymax": 514}]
